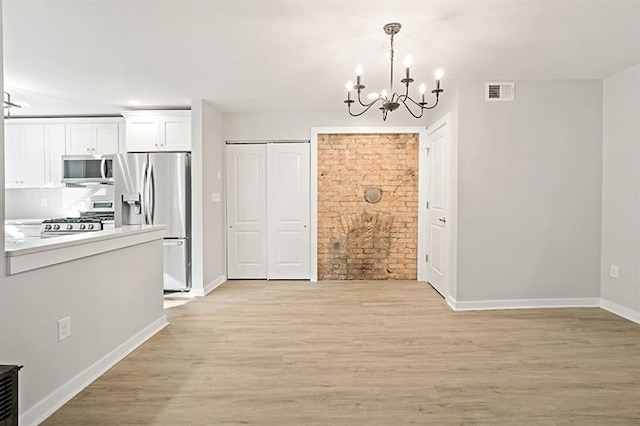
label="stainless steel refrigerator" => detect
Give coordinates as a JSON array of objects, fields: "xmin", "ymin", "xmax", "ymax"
[{"xmin": 114, "ymin": 152, "xmax": 191, "ymax": 291}]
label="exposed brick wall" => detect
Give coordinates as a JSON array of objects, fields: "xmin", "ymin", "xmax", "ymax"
[{"xmin": 317, "ymin": 133, "xmax": 418, "ymax": 280}]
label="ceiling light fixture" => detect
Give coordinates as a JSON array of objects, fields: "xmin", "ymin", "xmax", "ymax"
[
  {"xmin": 3, "ymin": 92, "xmax": 22, "ymax": 118},
  {"xmin": 344, "ymin": 23, "xmax": 444, "ymax": 121}
]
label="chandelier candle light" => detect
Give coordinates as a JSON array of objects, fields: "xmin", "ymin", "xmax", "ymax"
[{"xmin": 344, "ymin": 23, "xmax": 444, "ymax": 121}]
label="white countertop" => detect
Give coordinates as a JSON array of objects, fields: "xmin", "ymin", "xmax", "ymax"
[
  {"xmin": 5, "ymin": 225, "xmax": 167, "ymax": 275},
  {"xmin": 5, "ymin": 218, "xmax": 47, "ymax": 225}
]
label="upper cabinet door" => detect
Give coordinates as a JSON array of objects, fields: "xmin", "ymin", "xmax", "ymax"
[
  {"xmin": 5, "ymin": 125, "xmax": 24, "ymax": 187},
  {"xmin": 161, "ymin": 116, "xmax": 191, "ymax": 151},
  {"xmin": 67, "ymin": 122, "xmax": 121, "ymax": 155},
  {"xmin": 123, "ymin": 111, "xmax": 191, "ymax": 152},
  {"xmin": 93, "ymin": 123, "xmax": 119, "ymax": 154},
  {"xmin": 22, "ymin": 125, "xmax": 46, "ymax": 185},
  {"xmin": 45, "ymin": 124, "xmax": 66, "ymax": 186},
  {"xmin": 125, "ymin": 116, "xmax": 160, "ymax": 152},
  {"xmin": 4, "ymin": 124, "xmax": 46, "ymax": 187},
  {"xmin": 66, "ymin": 124, "xmax": 94, "ymax": 154}
]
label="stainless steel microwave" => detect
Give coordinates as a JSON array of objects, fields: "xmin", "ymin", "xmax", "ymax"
[{"xmin": 62, "ymin": 155, "xmax": 114, "ymax": 184}]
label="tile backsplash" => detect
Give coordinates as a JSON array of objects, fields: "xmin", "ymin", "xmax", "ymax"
[{"xmin": 5, "ymin": 185, "xmax": 114, "ymax": 220}]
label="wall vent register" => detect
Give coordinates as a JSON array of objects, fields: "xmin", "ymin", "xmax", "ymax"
[{"xmin": 485, "ymin": 82, "xmax": 515, "ymax": 101}]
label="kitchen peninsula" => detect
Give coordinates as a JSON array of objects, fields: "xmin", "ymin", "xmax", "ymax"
[{"xmin": 2, "ymin": 224, "xmax": 168, "ymax": 425}]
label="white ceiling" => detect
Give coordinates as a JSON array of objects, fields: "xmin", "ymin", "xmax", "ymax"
[{"xmin": 3, "ymin": 0, "xmax": 640, "ymax": 117}]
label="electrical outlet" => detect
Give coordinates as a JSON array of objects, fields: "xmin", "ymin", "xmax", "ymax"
[
  {"xmin": 40, "ymin": 198, "xmax": 48, "ymax": 207},
  {"xmin": 609, "ymin": 264, "xmax": 619, "ymax": 279},
  {"xmin": 58, "ymin": 316, "xmax": 71, "ymax": 342}
]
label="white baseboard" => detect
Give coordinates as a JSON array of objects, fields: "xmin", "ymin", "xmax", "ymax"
[
  {"xmin": 446, "ymin": 296, "xmax": 640, "ymax": 325},
  {"xmin": 447, "ymin": 297, "xmax": 601, "ymax": 311},
  {"xmin": 190, "ymin": 274, "xmax": 227, "ymax": 296},
  {"xmin": 20, "ymin": 315, "xmax": 168, "ymax": 426},
  {"xmin": 600, "ymin": 299, "xmax": 640, "ymax": 325}
]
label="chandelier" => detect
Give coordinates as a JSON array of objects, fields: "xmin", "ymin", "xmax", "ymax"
[{"xmin": 344, "ymin": 23, "xmax": 444, "ymax": 121}]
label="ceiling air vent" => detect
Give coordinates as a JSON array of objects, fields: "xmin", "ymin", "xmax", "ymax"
[{"xmin": 485, "ymin": 82, "xmax": 515, "ymax": 101}]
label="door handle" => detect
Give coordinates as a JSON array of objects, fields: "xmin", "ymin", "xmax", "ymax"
[
  {"xmin": 142, "ymin": 162, "xmax": 149, "ymax": 224},
  {"xmin": 149, "ymin": 163, "xmax": 156, "ymax": 224},
  {"xmin": 438, "ymin": 217, "xmax": 446, "ymax": 223}
]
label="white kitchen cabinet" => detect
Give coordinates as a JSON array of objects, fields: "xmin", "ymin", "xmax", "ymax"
[
  {"xmin": 4, "ymin": 124, "xmax": 46, "ymax": 187},
  {"xmin": 123, "ymin": 111, "xmax": 191, "ymax": 152},
  {"xmin": 5, "ymin": 126, "xmax": 23, "ymax": 186},
  {"xmin": 66, "ymin": 122, "xmax": 120, "ymax": 155},
  {"xmin": 45, "ymin": 124, "xmax": 66, "ymax": 186},
  {"xmin": 5, "ymin": 118, "xmax": 123, "ymax": 188}
]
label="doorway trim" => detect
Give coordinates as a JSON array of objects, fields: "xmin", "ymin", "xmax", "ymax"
[{"xmin": 310, "ymin": 126, "xmax": 428, "ymax": 282}]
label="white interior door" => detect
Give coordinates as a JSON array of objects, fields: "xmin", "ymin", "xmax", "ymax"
[
  {"xmin": 226, "ymin": 144, "xmax": 267, "ymax": 278},
  {"xmin": 267, "ymin": 143, "xmax": 310, "ymax": 279},
  {"xmin": 426, "ymin": 123, "xmax": 450, "ymax": 297}
]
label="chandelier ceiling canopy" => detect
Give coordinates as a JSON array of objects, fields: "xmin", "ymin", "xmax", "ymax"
[{"xmin": 344, "ymin": 23, "xmax": 444, "ymax": 121}]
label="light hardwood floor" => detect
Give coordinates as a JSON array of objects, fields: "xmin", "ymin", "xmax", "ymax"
[{"xmin": 44, "ymin": 280, "xmax": 640, "ymax": 425}]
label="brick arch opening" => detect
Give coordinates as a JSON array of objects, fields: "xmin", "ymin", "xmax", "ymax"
[{"xmin": 317, "ymin": 133, "xmax": 419, "ymax": 280}]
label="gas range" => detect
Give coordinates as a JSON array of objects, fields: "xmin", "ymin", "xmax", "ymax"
[{"xmin": 40, "ymin": 213, "xmax": 115, "ymax": 238}]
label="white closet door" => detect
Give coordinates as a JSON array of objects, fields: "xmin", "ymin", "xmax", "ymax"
[
  {"xmin": 226, "ymin": 144, "xmax": 267, "ymax": 278},
  {"xmin": 267, "ymin": 143, "xmax": 310, "ymax": 279}
]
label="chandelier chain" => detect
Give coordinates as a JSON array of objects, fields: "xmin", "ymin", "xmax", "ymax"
[{"xmin": 389, "ymin": 32, "xmax": 395, "ymax": 96}]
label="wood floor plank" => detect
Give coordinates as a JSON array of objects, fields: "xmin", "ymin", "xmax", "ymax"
[{"xmin": 43, "ymin": 280, "xmax": 640, "ymax": 425}]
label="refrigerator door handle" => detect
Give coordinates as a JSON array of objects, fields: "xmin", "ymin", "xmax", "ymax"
[
  {"xmin": 164, "ymin": 240, "xmax": 184, "ymax": 247},
  {"xmin": 142, "ymin": 161, "xmax": 149, "ymax": 225},
  {"xmin": 149, "ymin": 163, "xmax": 156, "ymax": 224}
]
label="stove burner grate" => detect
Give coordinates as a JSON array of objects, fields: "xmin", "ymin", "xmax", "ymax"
[{"xmin": 42, "ymin": 217, "xmax": 103, "ymax": 224}]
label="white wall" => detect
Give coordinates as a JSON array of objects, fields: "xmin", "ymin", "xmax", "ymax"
[
  {"xmin": 224, "ymin": 101, "xmax": 452, "ymax": 141},
  {"xmin": 455, "ymin": 80, "xmax": 603, "ymax": 302},
  {"xmin": 1, "ymin": 3, "xmax": 5, "ymax": 268},
  {"xmin": 201, "ymin": 101, "xmax": 226, "ymax": 288},
  {"xmin": 191, "ymin": 100, "xmax": 226, "ymax": 294},
  {"xmin": 191, "ymin": 101, "xmax": 204, "ymax": 291},
  {"xmin": 601, "ymin": 62, "xmax": 640, "ymax": 316},
  {"xmin": 0, "ymin": 240, "xmax": 165, "ymax": 423},
  {"xmin": 5, "ymin": 186, "xmax": 114, "ymax": 220}
]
